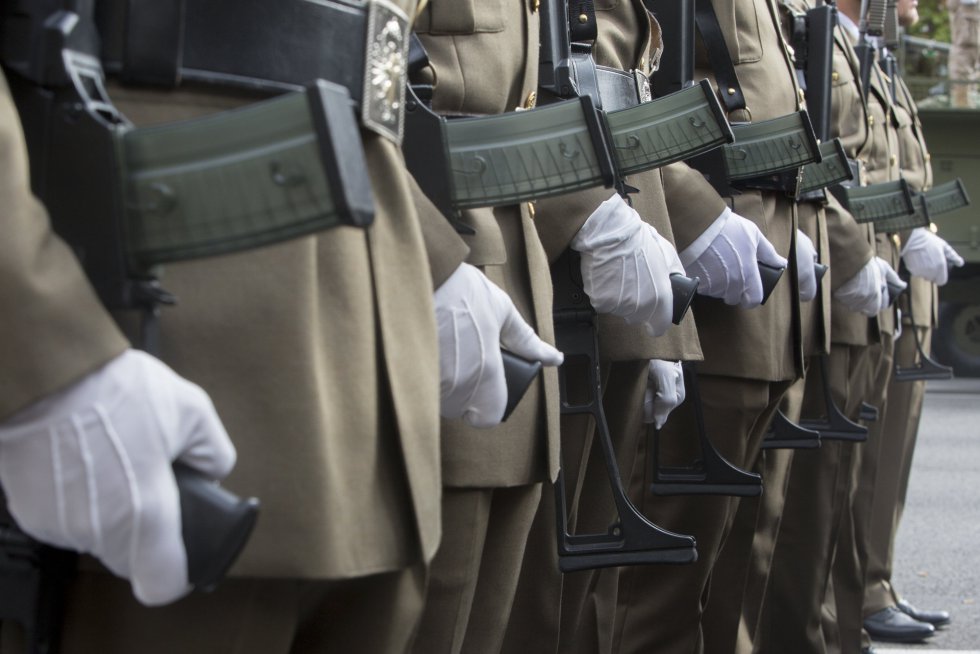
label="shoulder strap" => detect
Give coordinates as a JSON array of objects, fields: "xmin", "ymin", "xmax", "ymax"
[{"xmin": 694, "ymin": 0, "xmax": 746, "ymax": 113}]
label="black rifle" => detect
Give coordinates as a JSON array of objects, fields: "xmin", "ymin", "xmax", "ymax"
[{"xmin": 793, "ymin": 1, "xmax": 839, "ymax": 143}]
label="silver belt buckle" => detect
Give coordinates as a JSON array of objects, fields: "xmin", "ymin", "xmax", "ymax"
[
  {"xmin": 633, "ymin": 70, "xmax": 652, "ymax": 104},
  {"xmin": 362, "ymin": 0, "xmax": 410, "ymax": 143}
]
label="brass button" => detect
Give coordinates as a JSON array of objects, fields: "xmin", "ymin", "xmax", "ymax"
[
  {"xmin": 527, "ymin": 201, "xmax": 536, "ymax": 219},
  {"xmin": 531, "ymin": 0, "xmax": 539, "ymax": 11},
  {"xmin": 832, "ymin": 71, "xmax": 840, "ymax": 82},
  {"xmin": 892, "ymin": 234, "xmax": 901, "ymax": 247},
  {"xmin": 640, "ymin": 57, "xmax": 647, "ymax": 70},
  {"xmin": 926, "ymin": 153, "xmax": 932, "ymax": 162},
  {"xmin": 868, "ymin": 115, "xmax": 875, "ymax": 127},
  {"xmin": 727, "ymin": 87, "xmax": 737, "ymax": 96},
  {"xmin": 890, "ymin": 154, "xmax": 897, "ymax": 166},
  {"xmin": 578, "ymin": 13, "xmax": 588, "ymax": 23},
  {"xmin": 524, "ymin": 91, "xmax": 537, "ymax": 109},
  {"xmin": 798, "ymin": 88, "xmax": 806, "ymax": 104}
]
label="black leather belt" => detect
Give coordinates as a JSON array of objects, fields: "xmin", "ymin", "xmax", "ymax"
[
  {"xmin": 596, "ymin": 66, "xmax": 651, "ymax": 112},
  {"xmin": 93, "ymin": 0, "xmax": 409, "ymax": 141}
]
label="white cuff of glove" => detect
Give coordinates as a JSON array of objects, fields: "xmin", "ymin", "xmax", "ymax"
[
  {"xmin": 796, "ymin": 229, "xmax": 819, "ymax": 303},
  {"xmin": 435, "ymin": 263, "xmax": 563, "ymax": 428},
  {"xmin": 0, "ymin": 350, "xmax": 236, "ymax": 606},
  {"xmin": 643, "ymin": 360, "xmax": 686, "ymax": 429}
]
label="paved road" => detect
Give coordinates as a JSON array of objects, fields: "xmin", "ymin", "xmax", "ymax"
[{"xmin": 872, "ymin": 378, "xmax": 980, "ymax": 652}]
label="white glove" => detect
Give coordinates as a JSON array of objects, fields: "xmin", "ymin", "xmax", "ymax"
[
  {"xmin": 0, "ymin": 350, "xmax": 236, "ymax": 606},
  {"xmin": 832, "ymin": 256, "xmax": 903, "ymax": 316},
  {"xmin": 435, "ymin": 263, "xmax": 563, "ymax": 428},
  {"xmin": 643, "ymin": 360, "xmax": 686, "ymax": 429},
  {"xmin": 796, "ymin": 229, "xmax": 819, "ymax": 303},
  {"xmin": 901, "ymin": 227, "xmax": 963, "ymax": 285},
  {"xmin": 571, "ymin": 194, "xmax": 681, "ymax": 338},
  {"xmin": 680, "ymin": 207, "xmax": 788, "ymax": 308}
]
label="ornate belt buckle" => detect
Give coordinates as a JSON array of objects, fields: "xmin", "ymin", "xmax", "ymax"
[
  {"xmin": 633, "ymin": 70, "xmax": 652, "ymax": 104},
  {"xmin": 362, "ymin": 0, "xmax": 410, "ymax": 143}
]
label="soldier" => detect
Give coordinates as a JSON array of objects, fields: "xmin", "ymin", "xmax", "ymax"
[
  {"xmin": 605, "ymin": 1, "xmax": 833, "ymax": 651},
  {"xmin": 407, "ymin": 2, "xmax": 695, "ymax": 652},
  {"xmin": 860, "ymin": 0, "xmax": 963, "ymax": 645},
  {"xmin": 0, "ymin": 2, "xmax": 558, "ymax": 652}
]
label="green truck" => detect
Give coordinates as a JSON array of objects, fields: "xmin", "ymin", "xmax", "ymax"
[{"xmin": 901, "ymin": 35, "xmax": 980, "ymax": 375}]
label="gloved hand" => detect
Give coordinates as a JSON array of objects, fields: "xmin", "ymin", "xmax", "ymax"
[
  {"xmin": 0, "ymin": 350, "xmax": 236, "ymax": 606},
  {"xmin": 833, "ymin": 256, "xmax": 896, "ymax": 316},
  {"xmin": 643, "ymin": 360, "xmax": 686, "ymax": 429},
  {"xmin": 876, "ymin": 256, "xmax": 907, "ymax": 303},
  {"xmin": 796, "ymin": 229, "xmax": 819, "ymax": 302},
  {"xmin": 679, "ymin": 207, "xmax": 788, "ymax": 308},
  {"xmin": 435, "ymin": 263, "xmax": 563, "ymax": 428},
  {"xmin": 902, "ymin": 227, "xmax": 964, "ymax": 285},
  {"xmin": 571, "ymin": 194, "xmax": 681, "ymax": 338}
]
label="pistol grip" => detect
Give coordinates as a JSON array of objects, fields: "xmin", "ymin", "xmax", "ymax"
[
  {"xmin": 174, "ymin": 463, "xmax": 259, "ymax": 591},
  {"xmin": 501, "ymin": 350, "xmax": 543, "ymax": 421},
  {"xmin": 670, "ymin": 273, "xmax": 699, "ymax": 324},
  {"xmin": 813, "ymin": 262, "xmax": 829, "ymax": 285},
  {"xmin": 886, "ymin": 279, "xmax": 906, "ymax": 306},
  {"xmin": 758, "ymin": 262, "xmax": 786, "ymax": 305}
]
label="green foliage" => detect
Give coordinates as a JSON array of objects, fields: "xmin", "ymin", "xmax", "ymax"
[{"xmin": 908, "ymin": 0, "xmax": 951, "ymax": 42}]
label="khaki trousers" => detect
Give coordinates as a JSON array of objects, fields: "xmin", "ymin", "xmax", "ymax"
[
  {"xmin": 612, "ymin": 375, "xmax": 792, "ymax": 654},
  {"xmin": 827, "ymin": 331, "xmax": 896, "ymax": 654},
  {"xmin": 701, "ymin": 374, "xmax": 809, "ymax": 654},
  {"xmin": 412, "ymin": 484, "xmax": 542, "ymax": 654},
  {"xmin": 863, "ymin": 324, "xmax": 931, "ymax": 615},
  {"xmin": 757, "ymin": 345, "xmax": 872, "ymax": 654},
  {"xmin": 2, "ymin": 566, "xmax": 426, "ymax": 654}
]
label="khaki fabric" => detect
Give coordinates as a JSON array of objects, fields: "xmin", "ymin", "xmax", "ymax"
[
  {"xmin": 411, "ymin": 485, "xmax": 542, "ymax": 654},
  {"xmin": 0, "ymin": 72, "xmax": 130, "ymax": 420},
  {"xmin": 105, "ymin": 82, "xmax": 453, "ymax": 578},
  {"xmin": 2, "ymin": 566, "xmax": 425, "ymax": 654}
]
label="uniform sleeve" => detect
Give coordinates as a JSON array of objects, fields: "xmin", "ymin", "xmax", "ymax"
[
  {"xmin": 0, "ymin": 71, "xmax": 129, "ymax": 420},
  {"xmin": 824, "ymin": 191, "xmax": 875, "ymax": 291},
  {"xmin": 406, "ymin": 172, "xmax": 471, "ymax": 289},
  {"xmin": 661, "ymin": 162, "xmax": 728, "ymax": 251},
  {"xmin": 532, "ymin": 186, "xmax": 617, "ymax": 264}
]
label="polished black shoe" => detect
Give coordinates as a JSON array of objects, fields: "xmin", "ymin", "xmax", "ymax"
[
  {"xmin": 862, "ymin": 648, "xmax": 877, "ymax": 654},
  {"xmin": 863, "ymin": 606, "xmax": 935, "ymax": 643},
  {"xmin": 897, "ymin": 598, "xmax": 952, "ymax": 627}
]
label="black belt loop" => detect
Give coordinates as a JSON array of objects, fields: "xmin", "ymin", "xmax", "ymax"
[
  {"xmin": 121, "ymin": 0, "xmax": 185, "ymax": 87},
  {"xmin": 568, "ymin": 0, "xmax": 598, "ymax": 43},
  {"xmin": 694, "ymin": 0, "xmax": 746, "ymax": 114}
]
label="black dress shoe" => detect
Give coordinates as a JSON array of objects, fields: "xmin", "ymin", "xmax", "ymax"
[
  {"xmin": 862, "ymin": 648, "xmax": 877, "ymax": 654},
  {"xmin": 864, "ymin": 606, "xmax": 935, "ymax": 643},
  {"xmin": 897, "ymin": 598, "xmax": 951, "ymax": 627}
]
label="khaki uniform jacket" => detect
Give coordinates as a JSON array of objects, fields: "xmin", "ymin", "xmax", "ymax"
[
  {"xmin": 415, "ymin": 0, "xmax": 561, "ymax": 487},
  {"xmin": 533, "ymin": 0, "xmax": 703, "ymax": 363},
  {"xmin": 1, "ymin": 0, "xmax": 470, "ymax": 580},
  {"xmin": 657, "ymin": 0, "xmax": 806, "ymax": 383}
]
